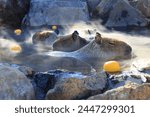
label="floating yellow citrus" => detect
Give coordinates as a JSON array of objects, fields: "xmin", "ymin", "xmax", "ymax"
[
  {"xmin": 10, "ymin": 45, "xmax": 22, "ymax": 53},
  {"xmin": 103, "ymin": 61, "xmax": 121, "ymax": 73},
  {"xmin": 52, "ymin": 25, "xmax": 57, "ymax": 30},
  {"xmin": 14, "ymin": 29, "xmax": 22, "ymax": 35}
]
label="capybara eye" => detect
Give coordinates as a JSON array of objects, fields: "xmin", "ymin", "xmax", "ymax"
[{"xmin": 108, "ymin": 42, "xmax": 115, "ymax": 46}]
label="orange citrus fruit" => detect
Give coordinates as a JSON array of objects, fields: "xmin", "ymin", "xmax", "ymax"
[
  {"xmin": 51, "ymin": 25, "xmax": 57, "ymax": 30},
  {"xmin": 103, "ymin": 61, "xmax": 121, "ymax": 73},
  {"xmin": 14, "ymin": 29, "xmax": 22, "ymax": 35},
  {"xmin": 10, "ymin": 45, "xmax": 22, "ymax": 53}
]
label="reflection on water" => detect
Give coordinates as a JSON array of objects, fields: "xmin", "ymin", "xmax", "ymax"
[{"xmin": 0, "ymin": 23, "xmax": 150, "ymax": 72}]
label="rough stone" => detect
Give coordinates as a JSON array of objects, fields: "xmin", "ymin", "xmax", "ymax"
[
  {"xmin": 88, "ymin": 82, "xmax": 150, "ymax": 100},
  {"xmin": 23, "ymin": 0, "xmax": 89, "ymax": 26},
  {"xmin": 87, "ymin": 0, "xmax": 101, "ymax": 12},
  {"xmin": 96, "ymin": 0, "xmax": 148, "ymax": 27},
  {"xmin": 45, "ymin": 71, "xmax": 107, "ymax": 100},
  {"xmin": 137, "ymin": 0, "xmax": 150, "ymax": 18},
  {"xmin": 0, "ymin": 65, "xmax": 35, "ymax": 99}
]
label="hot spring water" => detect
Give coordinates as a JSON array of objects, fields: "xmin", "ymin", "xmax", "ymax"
[{"xmin": 0, "ymin": 23, "xmax": 150, "ymax": 72}]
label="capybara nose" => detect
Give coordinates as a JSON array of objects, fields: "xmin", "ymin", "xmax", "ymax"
[{"xmin": 124, "ymin": 45, "xmax": 132, "ymax": 56}]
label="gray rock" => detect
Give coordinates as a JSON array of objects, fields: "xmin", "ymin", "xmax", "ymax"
[
  {"xmin": 88, "ymin": 82, "xmax": 150, "ymax": 100},
  {"xmin": 18, "ymin": 66, "xmax": 35, "ymax": 77},
  {"xmin": 106, "ymin": 0, "xmax": 148, "ymax": 27},
  {"xmin": 128, "ymin": 0, "xmax": 138, "ymax": 7},
  {"xmin": 32, "ymin": 30, "xmax": 58, "ymax": 46},
  {"xmin": 87, "ymin": 0, "xmax": 101, "ymax": 12},
  {"xmin": 0, "ymin": 63, "xmax": 34, "ymax": 78},
  {"xmin": 45, "ymin": 71, "xmax": 107, "ymax": 100},
  {"xmin": 96, "ymin": 0, "xmax": 148, "ymax": 27},
  {"xmin": 23, "ymin": 0, "xmax": 89, "ymax": 26},
  {"xmin": 0, "ymin": 65, "xmax": 35, "ymax": 99},
  {"xmin": 107, "ymin": 70, "xmax": 150, "ymax": 89},
  {"xmin": 0, "ymin": 0, "xmax": 30, "ymax": 26},
  {"xmin": 137, "ymin": 0, "xmax": 150, "ymax": 18},
  {"xmin": 96, "ymin": 0, "xmax": 120, "ymax": 21}
]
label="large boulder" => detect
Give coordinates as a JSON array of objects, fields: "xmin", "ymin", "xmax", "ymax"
[
  {"xmin": 87, "ymin": 0, "xmax": 101, "ymax": 13},
  {"xmin": 23, "ymin": 0, "xmax": 89, "ymax": 27},
  {"xmin": 96, "ymin": 0, "xmax": 148, "ymax": 27},
  {"xmin": 44, "ymin": 71, "xmax": 107, "ymax": 100},
  {"xmin": 0, "ymin": 63, "xmax": 35, "ymax": 78},
  {"xmin": 137, "ymin": 0, "xmax": 150, "ymax": 18},
  {"xmin": 0, "ymin": 0, "xmax": 30, "ymax": 27},
  {"xmin": 0, "ymin": 65, "xmax": 35, "ymax": 99},
  {"xmin": 88, "ymin": 82, "xmax": 150, "ymax": 100}
]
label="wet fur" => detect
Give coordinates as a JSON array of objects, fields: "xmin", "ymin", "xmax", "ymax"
[{"xmin": 53, "ymin": 31, "xmax": 88, "ymax": 52}]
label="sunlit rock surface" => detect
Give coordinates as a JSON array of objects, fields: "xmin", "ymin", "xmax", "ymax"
[
  {"xmin": 0, "ymin": 65, "xmax": 35, "ymax": 99},
  {"xmin": 88, "ymin": 82, "xmax": 150, "ymax": 100},
  {"xmin": 44, "ymin": 70, "xmax": 107, "ymax": 100},
  {"xmin": 23, "ymin": 0, "xmax": 89, "ymax": 26}
]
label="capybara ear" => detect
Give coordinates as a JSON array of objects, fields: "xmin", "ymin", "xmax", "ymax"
[
  {"xmin": 95, "ymin": 32, "xmax": 102, "ymax": 44},
  {"xmin": 72, "ymin": 31, "xmax": 79, "ymax": 41},
  {"xmin": 96, "ymin": 32, "xmax": 101, "ymax": 37}
]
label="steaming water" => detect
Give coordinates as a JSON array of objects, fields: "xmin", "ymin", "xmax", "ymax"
[
  {"xmin": 64, "ymin": 22, "xmax": 150, "ymax": 70},
  {"xmin": 0, "ymin": 22, "xmax": 150, "ymax": 72}
]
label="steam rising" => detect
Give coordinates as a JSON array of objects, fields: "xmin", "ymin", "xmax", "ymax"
[
  {"xmin": 0, "ymin": 21, "xmax": 150, "ymax": 71},
  {"xmin": 62, "ymin": 21, "xmax": 150, "ymax": 61}
]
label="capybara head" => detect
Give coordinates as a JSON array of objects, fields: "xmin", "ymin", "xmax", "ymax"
[
  {"xmin": 93, "ymin": 32, "xmax": 132, "ymax": 60},
  {"xmin": 32, "ymin": 31, "xmax": 57, "ymax": 45}
]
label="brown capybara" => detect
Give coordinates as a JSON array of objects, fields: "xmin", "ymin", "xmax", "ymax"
[{"xmin": 53, "ymin": 31, "xmax": 89, "ymax": 52}]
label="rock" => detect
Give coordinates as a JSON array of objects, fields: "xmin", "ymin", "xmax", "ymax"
[
  {"xmin": 107, "ymin": 71, "xmax": 147, "ymax": 89},
  {"xmin": 23, "ymin": 0, "xmax": 89, "ymax": 27},
  {"xmin": 33, "ymin": 71, "xmax": 56, "ymax": 99},
  {"xmin": 44, "ymin": 71, "xmax": 107, "ymax": 100},
  {"xmin": 0, "ymin": 63, "xmax": 34, "ymax": 78},
  {"xmin": 0, "ymin": 65, "xmax": 35, "ymax": 99},
  {"xmin": 32, "ymin": 30, "xmax": 58, "ymax": 46},
  {"xmin": 131, "ymin": 59, "xmax": 150, "ymax": 74},
  {"xmin": 88, "ymin": 82, "xmax": 150, "ymax": 100},
  {"xmin": 87, "ymin": 0, "xmax": 101, "ymax": 13},
  {"xmin": 18, "ymin": 66, "xmax": 35, "ymax": 78},
  {"xmin": 128, "ymin": 0, "xmax": 138, "ymax": 7},
  {"xmin": 96, "ymin": 0, "xmax": 148, "ymax": 27},
  {"xmin": 96, "ymin": 0, "xmax": 122, "ymax": 22},
  {"xmin": 0, "ymin": 0, "xmax": 30, "ymax": 27},
  {"xmin": 106, "ymin": 0, "xmax": 148, "ymax": 27},
  {"xmin": 137, "ymin": 0, "xmax": 150, "ymax": 18},
  {"xmin": 53, "ymin": 31, "xmax": 89, "ymax": 52}
]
